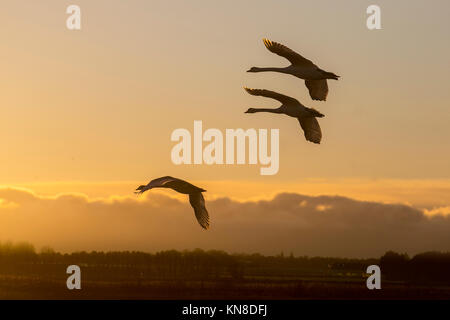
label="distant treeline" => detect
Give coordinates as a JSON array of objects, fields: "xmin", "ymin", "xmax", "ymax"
[
  {"xmin": 0, "ymin": 241, "xmax": 375, "ymax": 282},
  {"xmin": 380, "ymin": 251, "xmax": 450, "ymax": 284},
  {"xmin": 0, "ymin": 242, "xmax": 449, "ymax": 284}
]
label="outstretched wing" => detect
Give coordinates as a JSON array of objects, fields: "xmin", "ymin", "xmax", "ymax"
[
  {"xmin": 189, "ymin": 192, "xmax": 210, "ymax": 230},
  {"xmin": 244, "ymin": 87, "xmax": 298, "ymax": 104},
  {"xmin": 305, "ymin": 80, "xmax": 329, "ymax": 101},
  {"xmin": 298, "ymin": 117, "xmax": 322, "ymax": 144},
  {"xmin": 263, "ymin": 39, "xmax": 315, "ymax": 66}
]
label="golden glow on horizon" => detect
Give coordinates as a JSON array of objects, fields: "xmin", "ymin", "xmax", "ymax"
[
  {"xmin": 4, "ymin": 178, "xmax": 450, "ymax": 209},
  {"xmin": 1, "ymin": 184, "xmax": 449, "ymax": 257}
]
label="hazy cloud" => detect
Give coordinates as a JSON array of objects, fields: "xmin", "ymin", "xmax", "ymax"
[
  {"xmin": 0, "ymin": 188, "xmax": 449, "ymax": 258},
  {"xmin": 424, "ymin": 206, "xmax": 450, "ymax": 217}
]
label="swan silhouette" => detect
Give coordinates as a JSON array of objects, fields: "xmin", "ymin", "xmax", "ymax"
[
  {"xmin": 135, "ymin": 176, "xmax": 210, "ymax": 229},
  {"xmin": 244, "ymin": 87, "xmax": 324, "ymax": 144},
  {"xmin": 247, "ymin": 39, "xmax": 340, "ymax": 101}
]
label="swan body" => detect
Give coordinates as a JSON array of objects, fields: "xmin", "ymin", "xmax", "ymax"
[{"xmin": 135, "ymin": 176, "xmax": 209, "ymax": 229}]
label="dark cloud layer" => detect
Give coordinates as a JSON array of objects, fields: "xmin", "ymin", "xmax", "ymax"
[{"xmin": 0, "ymin": 188, "xmax": 449, "ymax": 257}]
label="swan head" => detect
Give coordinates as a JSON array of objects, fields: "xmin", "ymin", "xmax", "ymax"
[
  {"xmin": 308, "ymin": 108, "xmax": 325, "ymax": 118},
  {"xmin": 135, "ymin": 185, "xmax": 150, "ymax": 194},
  {"xmin": 247, "ymin": 67, "xmax": 260, "ymax": 73}
]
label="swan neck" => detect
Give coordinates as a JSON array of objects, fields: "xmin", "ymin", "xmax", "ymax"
[
  {"xmin": 252, "ymin": 108, "xmax": 283, "ymax": 114},
  {"xmin": 254, "ymin": 67, "xmax": 286, "ymax": 72}
]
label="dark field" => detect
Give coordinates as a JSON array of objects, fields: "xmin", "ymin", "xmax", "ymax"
[
  {"xmin": 1, "ymin": 243, "xmax": 450, "ymax": 299},
  {"xmin": 2, "ymin": 276, "xmax": 450, "ymax": 300}
]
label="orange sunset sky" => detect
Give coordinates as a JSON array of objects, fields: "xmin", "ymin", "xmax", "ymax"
[{"xmin": 0, "ymin": 1, "xmax": 449, "ymax": 257}]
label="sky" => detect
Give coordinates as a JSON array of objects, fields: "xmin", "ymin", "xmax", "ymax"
[{"xmin": 0, "ymin": 0, "xmax": 449, "ymax": 256}]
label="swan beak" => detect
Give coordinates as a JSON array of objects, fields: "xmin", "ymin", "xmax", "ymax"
[{"xmin": 135, "ymin": 185, "xmax": 147, "ymax": 194}]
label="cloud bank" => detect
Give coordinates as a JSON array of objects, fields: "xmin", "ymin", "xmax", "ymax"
[{"xmin": 0, "ymin": 188, "xmax": 449, "ymax": 258}]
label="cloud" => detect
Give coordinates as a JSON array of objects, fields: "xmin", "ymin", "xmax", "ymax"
[
  {"xmin": 0, "ymin": 187, "xmax": 449, "ymax": 258},
  {"xmin": 315, "ymin": 204, "xmax": 332, "ymax": 212},
  {"xmin": 10, "ymin": 178, "xmax": 450, "ymax": 209},
  {"xmin": 424, "ymin": 206, "xmax": 450, "ymax": 217}
]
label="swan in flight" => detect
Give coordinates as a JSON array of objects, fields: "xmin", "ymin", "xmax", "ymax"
[
  {"xmin": 244, "ymin": 87, "xmax": 324, "ymax": 144},
  {"xmin": 247, "ymin": 39, "xmax": 340, "ymax": 101},
  {"xmin": 135, "ymin": 176, "xmax": 210, "ymax": 229}
]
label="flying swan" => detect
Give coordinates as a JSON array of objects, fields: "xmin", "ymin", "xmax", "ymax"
[
  {"xmin": 135, "ymin": 176, "xmax": 210, "ymax": 229},
  {"xmin": 244, "ymin": 87, "xmax": 324, "ymax": 144}
]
